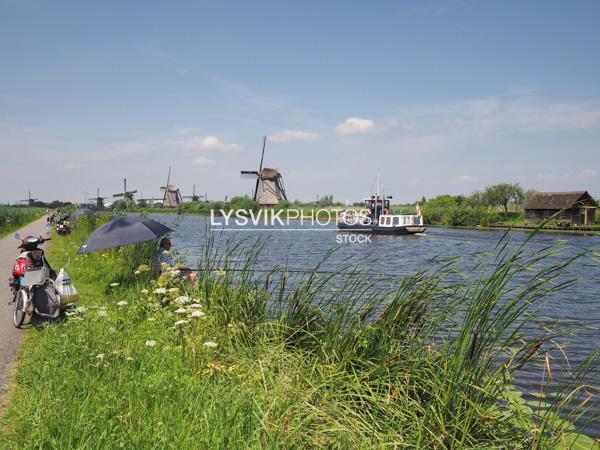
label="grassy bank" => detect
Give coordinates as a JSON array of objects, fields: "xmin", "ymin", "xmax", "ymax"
[
  {"xmin": 0, "ymin": 216, "xmax": 598, "ymax": 448},
  {"xmin": 0, "ymin": 206, "xmax": 45, "ymax": 238}
]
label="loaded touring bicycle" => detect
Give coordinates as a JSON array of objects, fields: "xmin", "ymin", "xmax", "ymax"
[{"xmin": 8, "ymin": 234, "xmax": 76, "ymax": 327}]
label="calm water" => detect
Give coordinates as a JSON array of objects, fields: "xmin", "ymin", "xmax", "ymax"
[{"xmin": 151, "ymin": 214, "xmax": 600, "ymax": 434}]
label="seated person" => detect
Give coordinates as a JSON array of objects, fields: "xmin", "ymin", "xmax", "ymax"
[{"xmin": 155, "ymin": 237, "xmax": 197, "ymax": 283}]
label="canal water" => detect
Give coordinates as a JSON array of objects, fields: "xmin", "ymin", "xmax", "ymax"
[{"xmin": 151, "ymin": 214, "xmax": 600, "ymax": 435}]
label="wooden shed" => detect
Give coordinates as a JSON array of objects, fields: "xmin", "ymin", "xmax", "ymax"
[{"xmin": 523, "ymin": 191, "xmax": 598, "ymax": 225}]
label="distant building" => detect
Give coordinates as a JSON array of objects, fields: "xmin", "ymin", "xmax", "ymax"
[{"xmin": 523, "ymin": 191, "xmax": 598, "ymax": 225}]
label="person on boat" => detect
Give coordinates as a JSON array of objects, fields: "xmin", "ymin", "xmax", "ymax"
[{"xmin": 156, "ymin": 237, "xmax": 197, "ymax": 283}]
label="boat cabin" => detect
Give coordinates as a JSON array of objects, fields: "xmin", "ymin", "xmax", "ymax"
[
  {"xmin": 364, "ymin": 196, "xmax": 390, "ymax": 219},
  {"xmin": 378, "ymin": 214, "xmax": 424, "ymax": 227}
]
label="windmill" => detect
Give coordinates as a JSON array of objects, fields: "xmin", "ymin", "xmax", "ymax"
[
  {"xmin": 160, "ymin": 167, "xmax": 182, "ymax": 208},
  {"xmin": 182, "ymin": 184, "xmax": 203, "ymax": 202},
  {"xmin": 89, "ymin": 188, "xmax": 108, "ymax": 210},
  {"xmin": 113, "ymin": 178, "xmax": 138, "ymax": 206},
  {"xmin": 20, "ymin": 191, "xmax": 38, "ymax": 206},
  {"xmin": 241, "ymin": 136, "xmax": 288, "ymax": 207}
]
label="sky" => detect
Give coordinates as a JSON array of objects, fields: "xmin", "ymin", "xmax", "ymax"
[{"xmin": 0, "ymin": 0, "xmax": 599, "ymax": 204}]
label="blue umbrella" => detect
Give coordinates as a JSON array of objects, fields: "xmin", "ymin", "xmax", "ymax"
[{"xmin": 78, "ymin": 216, "xmax": 173, "ymax": 254}]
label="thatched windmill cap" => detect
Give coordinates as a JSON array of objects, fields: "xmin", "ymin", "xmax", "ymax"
[{"xmin": 260, "ymin": 168, "xmax": 280, "ymax": 179}]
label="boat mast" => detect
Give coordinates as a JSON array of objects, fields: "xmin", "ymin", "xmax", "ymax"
[{"xmin": 376, "ymin": 169, "xmax": 381, "ymax": 222}]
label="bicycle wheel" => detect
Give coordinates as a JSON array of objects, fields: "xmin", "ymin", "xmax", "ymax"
[{"xmin": 13, "ymin": 290, "xmax": 27, "ymax": 328}]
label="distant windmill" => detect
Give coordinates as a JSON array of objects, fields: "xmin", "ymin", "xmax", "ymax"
[
  {"xmin": 89, "ymin": 188, "xmax": 108, "ymax": 210},
  {"xmin": 160, "ymin": 167, "xmax": 182, "ymax": 208},
  {"xmin": 20, "ymin": 191, "xmax": 38, "ymax": 206},
  {"xmin": 241, "ymin": 136, "xmax": 288, "ymax": 207},
  {"xmin": 182, "ymin": 184, "xmax": 203, "ymax": 202},
  {"xmin": 113, "ymin": 178, "xmax": 138, "ymax": 206}
]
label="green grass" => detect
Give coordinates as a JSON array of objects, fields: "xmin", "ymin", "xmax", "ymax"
[
  {"xmin": 0, "ymin": 215, "xmax": 598, "ymax": 448},
  {"xmin": 0, "ymin": 206, "xmax": 45, "ymax": 238}
]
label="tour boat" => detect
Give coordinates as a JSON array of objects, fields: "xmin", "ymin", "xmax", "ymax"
[
  {"xmin": 337, "ymin": 197, "xmax": 425, "ymax": 235},
  {"xmin": 337, "ymin": 173, "xmax": 425, "ymax": 235}
]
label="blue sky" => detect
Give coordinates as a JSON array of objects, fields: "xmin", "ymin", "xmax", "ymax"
[{"xmin": 1, "ymin": 0, "xmax": 599, "ymax": 203}]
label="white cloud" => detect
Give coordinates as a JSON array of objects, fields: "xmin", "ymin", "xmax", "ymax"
[
  {"xmin": 192, "ymin": 156, "xmax": 216, "ymax": 166},
  {"xmin": 270, "ymin": 130, "xmax": 320, "ymax": 143},
  {"xmin": 183, "ymin": 136, "xmax": 241, "ymax": 153},
  {"xmin": 581, "ymin": 168, "xmax": 597, "ymax": 177},
  {"xmin": 335, "ymin": 117, "xmax": 375, "ymax": 135}
]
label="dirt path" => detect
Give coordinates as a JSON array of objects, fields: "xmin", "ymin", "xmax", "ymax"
[{"xmin": 0, "ymin": 216, "xmax": 49, "ymax": 401}]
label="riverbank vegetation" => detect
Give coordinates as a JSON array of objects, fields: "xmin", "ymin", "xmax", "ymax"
[
  {"xmin": 1, "ymin": 215, "xmax": 597, "ymax": 448},
  {"xmin": 0, "ymin": 206, "xmax": 45, "ymax": 237},
  {"xmin": 107, "ymin": 184, "xmax": 600, "ymax": 231}
]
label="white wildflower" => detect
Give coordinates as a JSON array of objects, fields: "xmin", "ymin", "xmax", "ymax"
[
  {"xmin": 141, "ymin": 289, "xmax": 149, "ymax": 294},
  {"xmin": 110, "ymin": 282, "xmax": 120, "ymax": 287},
  {"xmin": 174, "ymin": 308, "xmax": 187, "ymax": 314},
  {"xmin": 191, "ymin": 310, "xmax": 205, "ymax": 318},
  {"xmin": 175, "ymin": 295, "xmax": 190, "ymax": 305},
  {"xmin": 174, "ymin": 320, "xmax": 188, "ymax": 327},
  {"xmin": 126, "ymin": 357, "xmax": 134, "ymax": 361},
  {"xmin": 96, "ymin": 354, "xmax": 105, "ymax": 359},
  {"xmin": 154, "ymin": 287, "xmax": 167, "ymax": 295},
  {"xmin": 168, "ymin": 287, "xmax": 180, "ymax": 293},
  {"xmin": 189, "ymin": 303, "xmax": 202, "ymax": 308},
  {"xmin": 116, "ymin": 300, "xmax": 128, "ymax": 307},
  {"xmin": 77, "ymin": 306, "xmax": 87, "ymax": 313},
  {"xmin": 203, "ymin": 341, "xmax": 218, "ymax": 348},
  {"xmin": 145, "ymin": 340, "xmax": 157, "ymax": 347},
  {"xmin": 97, "ymin": 310, "xmax": 108, "ymax": 317},
  {"xmin": 134, "ymin": 270, "xmax": 141, "ymax": 275},
  {"xmin": 147, "ymin": 317, "xmax": 156, "ymax": 321}
]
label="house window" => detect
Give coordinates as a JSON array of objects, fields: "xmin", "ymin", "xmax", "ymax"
[
  {"xmin": 543, "ymin": 210, "xmax": 552, "ymax": 218},
  {"xmin": 560, "ymin": 210, "xmax": 568, "ymax": 219}
]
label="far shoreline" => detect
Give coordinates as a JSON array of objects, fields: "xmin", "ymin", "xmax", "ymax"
[{"xmin": 123, "ymin": 208, "xmax": 600, "ymax": 236}]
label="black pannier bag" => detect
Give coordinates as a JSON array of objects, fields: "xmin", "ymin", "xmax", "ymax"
[{"xmin": 31, "ymin": 284, "xmax": 61, "ymax": 318}]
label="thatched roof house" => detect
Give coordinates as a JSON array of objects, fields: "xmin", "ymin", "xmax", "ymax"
[{"xmin": 523, "ymin": 191, "xmax": 598, "ymax": 225}]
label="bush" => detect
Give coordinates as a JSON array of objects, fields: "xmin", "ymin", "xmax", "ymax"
[{"xmin": 0, "ymin": 206, "xmax": 45, "ymax": 236}]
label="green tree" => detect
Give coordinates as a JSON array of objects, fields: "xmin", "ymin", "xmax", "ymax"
[
  {"xmin": 523, "ymin": 189, "xmax": 537, "ymax": 202},
  {"xmin": 483, "ymin": 183, "xmax": 524, "ymax": 213}
]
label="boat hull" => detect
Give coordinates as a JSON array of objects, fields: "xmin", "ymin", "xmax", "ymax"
[{"xmin": 337, "ymin": 223, "xmax": 426, "ymax": 235}]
